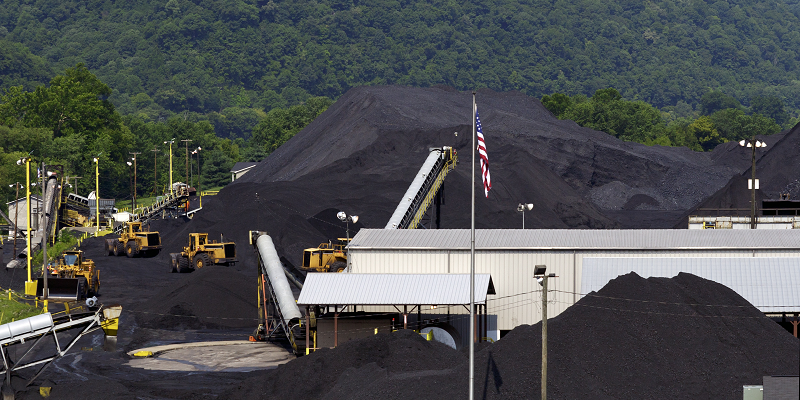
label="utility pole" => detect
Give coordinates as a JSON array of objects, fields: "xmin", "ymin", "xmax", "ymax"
[
  {"xmin": 151, "ymin": 146, "xmax": 158, "ymax": 196},
  {"xmin": 164, "ymin": 139, "xmax": 175, "ymax": 195},
  {"xmin": 11, "ymin": 182, "xmax": 21, "ymax": 258},
  {"xmin": 534, "ymin": 265, "xmax": 557, "ymax": 400},
  {"xmin": 738, "ymin": 137, "xmax": 767, "ymax": 229},
  {"xmin": 130, "ymin": 152, "xmax": 141, "ymax": 210},
  {"xmin": 70, "ymin": 177, "xmax": 82, "ymax": 195},
  {"xmin": 181, "ymin": 139, "xmax": 192, "ymax": 188}
]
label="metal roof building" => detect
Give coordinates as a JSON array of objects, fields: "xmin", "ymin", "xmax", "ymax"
[
  {"xmin": 347, "ymin": 229, "xmax": 800, "ymax": 335},
  {"xmin": 298, "ymin": 273, "xmax": 495, "ymax": 306},
  {"xmin": 581, "ymin": 257, "xmax": 800, "ymax": 314}
]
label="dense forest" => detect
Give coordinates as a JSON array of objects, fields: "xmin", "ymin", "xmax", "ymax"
[
  {"xmin": 2, "ymin": 0, "xmax": 800, "ymax": 210},
  {"xmin": 3, "ymin": 0, "xmax": 800, "ymax": 135}
]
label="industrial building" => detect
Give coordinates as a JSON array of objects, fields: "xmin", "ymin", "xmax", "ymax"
[{"xmin": 347, "ymin": 229, "xmax": 800, "ymax": 337}]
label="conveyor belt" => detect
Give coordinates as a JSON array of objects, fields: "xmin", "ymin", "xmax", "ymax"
[{"xmin": 385, "ymin": 146, "xmax": 457, "ymax": 229}]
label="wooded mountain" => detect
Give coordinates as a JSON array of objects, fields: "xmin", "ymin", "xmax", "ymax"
[{"xmin": 3, "ymin": 0, "xmax": 800, "ymax": 125}]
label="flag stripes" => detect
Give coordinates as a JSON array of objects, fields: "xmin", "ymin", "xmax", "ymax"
[{"xmin": 475, "ymin": 108, "xmax": 491, "ymax": 197}]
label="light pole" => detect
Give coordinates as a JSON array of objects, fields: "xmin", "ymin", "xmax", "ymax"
[
  {"xmin": 517, "ymin": 203, "xmax": 534, "ymax": 229},
  {"xmin": 69, "ymin": 176, "xmax": 81, "ymax": 195},
  {"xmin": 130, "ymin": 152, "xmax": 140, "ymax": 210},
  {"xmin": 181, "ymin": 139, "xmax": 192, "ymax": 188},
  {"xmin": 534, "ymin": 265, "xmax": 557, "ymax": 400},
  {"xmin": 192, "ymin": 147, "xmax": 202, "ymax": 205},
  {"xmin": 337, "ymin": 211, "xmax": 359, "ymax": 271},
  {"xmin": 93, "ymin": 155, "xmax": 100, "ymax": 236},
  {"xmin": 164, "ymin": 139, "xmax": 175, "ymax": 195},
  {"xmin": 16, "ymin": 156, "xmax": 35, "ymax": 295},
  {"xmin": 739, "ymin": 138, "xmax": 767, "ymax": 229},
  {"xmin": 151, "ymin": 146, "xmax": 159, "ymax": 196}
]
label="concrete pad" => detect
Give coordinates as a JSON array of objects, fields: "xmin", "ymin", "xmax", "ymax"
[{"xmin": 127, "ymin": 341, "xmax": 294, "ymax": 372}]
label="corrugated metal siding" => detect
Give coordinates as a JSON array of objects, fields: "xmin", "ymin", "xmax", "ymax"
[
  {"xmin": 349, "ymin": 229, "xmax": 800, "ymax": 250},
  {"xmin": 349, "ymin": 246, "xmax": 800, "ymax": 330},
  {"xmin": 581, "ymin": 257, "xmax": 800, "ymax": 313},
  {"xmin": 297, "ymin": 273, "xmax": 492, "ymax": 305}
]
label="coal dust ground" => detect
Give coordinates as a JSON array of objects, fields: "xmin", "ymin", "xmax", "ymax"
[{"xmin": 1, "ymin": 86, "xmax": 799, "ymax": 399}]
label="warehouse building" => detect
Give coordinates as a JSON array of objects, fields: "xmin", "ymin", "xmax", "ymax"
[{"xmin": 347, "ymin": 229, "xmax": 800, "ymax": 337}]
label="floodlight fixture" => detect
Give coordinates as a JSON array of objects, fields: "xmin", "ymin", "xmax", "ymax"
[
  {"xmin": 349, "ymin": 215, "xmax": 359, "ymax": 224},
  {"xmin": 126, "ymin": 161, "xmax": 132, "ymax": 166},
  {"xmin": 533, "ymin": 265, "xmax": 547, "ymax": 276},
  {"xmin": 337, "ymin": 211, "xmax": 347, "ymax": 222}
]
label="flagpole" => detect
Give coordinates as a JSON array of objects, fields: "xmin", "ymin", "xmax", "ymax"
[{"xmin": 469, "ymin": 91, "xmax": 476, "ymax": 400}]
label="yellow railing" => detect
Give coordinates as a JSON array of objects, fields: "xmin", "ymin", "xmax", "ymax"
[
  {"xmin": 201, "ymin": 190, "xmax": 219, "ymax": 196},
  {"xmin": 408, "ymin": 151, "xmax": 458, "ymax": 229}
]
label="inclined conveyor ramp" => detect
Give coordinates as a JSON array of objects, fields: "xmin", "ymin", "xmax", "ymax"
[
  {"xmin": 113, "ymin": 187, "xmax": 190, "ymax": 234},
  {"xmin": 250, "ymin": 231, "xmax": 305, "ymax": 355},
  {"xmin": 6, "ymin": 175, "xmax": 60, "ymax": 270},
  {"xmin": 385, "ymin": 146, "xmax": 457, "ymax": 229}
]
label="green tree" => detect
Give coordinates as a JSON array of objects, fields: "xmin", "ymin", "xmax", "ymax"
[
  {"xmin": 750, "ymin": 96, "xmax": 789, "ymax": 126},
  {"xmin": 700, "ymin": 91, "xmax": 742, "ymax": 116},
  {"xmin": 250, "ymin": 96, "xmax": 332, "ymax": 154}
]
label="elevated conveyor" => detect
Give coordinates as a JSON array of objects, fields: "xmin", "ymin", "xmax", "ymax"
[
  {"xmin": 6, "ymin": 174, "xmax": 61, "ymax": 270},
  {"xmin": 112, "ymin": 187, "xmax": 190, "ymax": 234},
  {"xmin": 0, "ymin": 304, "xmax": 121, "ymax": 399},
  {"xmin": 250, "ymin": 231, "xmax": 305, "ymax": 355},
  {"xmin": 385, "ymin": 146, "xmax": 457, "ymax": 229}
]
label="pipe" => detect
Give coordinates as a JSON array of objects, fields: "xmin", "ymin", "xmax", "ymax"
[{"xmin": 255, "ymin": 234, "xmax": 302, "ymax": 322}]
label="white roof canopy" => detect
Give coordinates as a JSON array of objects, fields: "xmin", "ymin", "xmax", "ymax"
[{"xmin": 298, "ymin": 273, "xmax": 495, "ymax": 306}]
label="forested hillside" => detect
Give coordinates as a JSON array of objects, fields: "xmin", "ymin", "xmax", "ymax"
[{"xmin": 3, "ymin": 0, "xmax": 800, "ymax": 132}]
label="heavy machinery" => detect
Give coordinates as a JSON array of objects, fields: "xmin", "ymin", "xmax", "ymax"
[
  {"xmin": 300, "ymin": 238, "xmax": 349, "ymax": 273},
  {"xmin": 169, "ymin": 233, "xmax": 237, "ymax": 273},
  {"xmin": 36, "ymin": 250, "xmax": 99, "ymax": 302},
  {"xmin": 105, "ymin": 221, "xmax": 162, "ymax": 258}
]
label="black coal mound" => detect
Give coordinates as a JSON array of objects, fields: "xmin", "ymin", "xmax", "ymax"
[
  {"xmin": 226, "ymin": 273, "xmax": 798, "ymax": 399},
  {"xmin": 173, "ymin": 86, "xmax": 769, "ymax": 268},
  {"xmin": 225, "ymin": 329, "xmax": 465, "ymax": 400}
]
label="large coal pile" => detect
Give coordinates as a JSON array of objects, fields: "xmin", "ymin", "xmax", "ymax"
[
  {"xmin": 684, "ymin": 123, "xmax": 800, "ymax": 223},
  {"xmin": 228, "ymin": 273, "xmax": 798, "ymax": 399},
  {"xmin": 179, "ymin": 86, "xmax": 759, "ymax": 266},
  {"xmin": 224, "ymin": 329, "xmax": 465, "ymax": 400}
]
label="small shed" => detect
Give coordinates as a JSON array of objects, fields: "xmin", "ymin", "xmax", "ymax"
[
  {"xmin": 5, "ymin": 195, "xmax": 42, "ymax": 232},
  {"xmin": 230, "ymin": 162, "xmax": 258, "ymax": 182},
  {"xmin": 298, "ymin": 273, "xmax": 495, "ymax": 349}
]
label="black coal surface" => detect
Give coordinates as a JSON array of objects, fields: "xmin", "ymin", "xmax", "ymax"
[
  {"xmin": 173, "ymin": 86, "xmax": 767, "ymax": 267},
  {"xmin": 225, "ymin": 273, "xmax": 797, "ymax": 400},
  {"xmin": 224, "ymin": 329, "xmax": 466, "ymax": 400}
]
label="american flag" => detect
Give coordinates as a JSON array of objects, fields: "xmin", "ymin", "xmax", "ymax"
[{"xmin": 475, "ymin": 108, "xmax": 491, "ymax": 197}]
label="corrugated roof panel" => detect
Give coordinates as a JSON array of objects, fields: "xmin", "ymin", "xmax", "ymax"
[
  {"xmin": 580, "ymin": 257, "xmax": 800, "ymax": 313},
  {"xmin": 348, "ymin": 229, "xmax": 800, "ymax": 250},
  {"xmin": 297, "ymin": 274, "xmax": 493, "ymax": 305}
]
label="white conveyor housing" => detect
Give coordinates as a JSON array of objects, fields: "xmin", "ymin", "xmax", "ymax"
[{"xmin": 385, "ymin": 146, "xmax": 457, "ymax": 229}]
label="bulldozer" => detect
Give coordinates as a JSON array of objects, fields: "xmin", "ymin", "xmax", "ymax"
[
  {"xmin": 106, "ymin": 221, "xmax": 162, "ymax": 258},
  {"xmin": 36, "ymin": 250, "xmax": 99, "ymax": 302},
  {"xmin": 169, "ymin": 233, "xmax": 237, "ymax": 273},
  {"xmin": 300, "ymin": 238, "xmax": 350, "ymax": 273}
]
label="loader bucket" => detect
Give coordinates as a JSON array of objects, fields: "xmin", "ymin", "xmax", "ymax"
[{"xmin": 36, "ymin": 278, "xmax": 85, "ymax": 301}]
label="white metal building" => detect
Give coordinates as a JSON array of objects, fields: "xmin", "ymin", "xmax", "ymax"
[{"xmin": 347, "ymin": 229, "xmax": 800, "ymax": 334}]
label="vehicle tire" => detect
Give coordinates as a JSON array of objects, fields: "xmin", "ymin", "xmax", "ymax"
[
  {"xmin": 91, "ymin": 275, "xmax": 100, "ymax": 296},
  {"xmin": 125, "ymin": 241, "xmax": 139, "ymax": 258},
  {"xmin": 106, "ymin": 240, "xmax": 115, "ymax": 256},
  {"xmin": 330, "ymin": 261, "xmax": 347, "ymax": 273},
  {"xmin": 77, "ymin": 277, "xmax": 89, "ymax": 300},
  {"xmin": 114, "ymin": 241, "xmax": 125, "ymax": 256},
  {"xmin": 169, "ymin": 254, "xmax": 179, "ymax": 273},
  {"xmin": 177, "ymin": 256, "xmax": 191, "ymax": 273},
  {"xmin": 193, "ymin": 253, "xmax": 211, "ymax": 269}
]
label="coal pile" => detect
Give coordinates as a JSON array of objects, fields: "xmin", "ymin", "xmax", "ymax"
[
  {"xmin": 228, "ymin": 273, "xmax": 798, "ymax": 399},
  {"xmin": 175, "ymin": 86, "xmax": 768, "ymax": 267},
  {"xmin": 132, "ymin": 266, "xmax": 258, "ymax": 330},
  {"xmin": 224, "ymin": 329, "xmax": 465, "ymax": 400},
  {"xmin": 683, "ymin": 122, "xmax": 800, "ymax": 224}
]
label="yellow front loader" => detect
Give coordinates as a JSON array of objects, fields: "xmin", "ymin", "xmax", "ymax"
[
  {"xmin": 169, "ymin": 233, "xmax": 237, "ymax": 273},
  {"xmin": 36, "ymin": 250, "xmax": 100, "ymax": 302}
]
